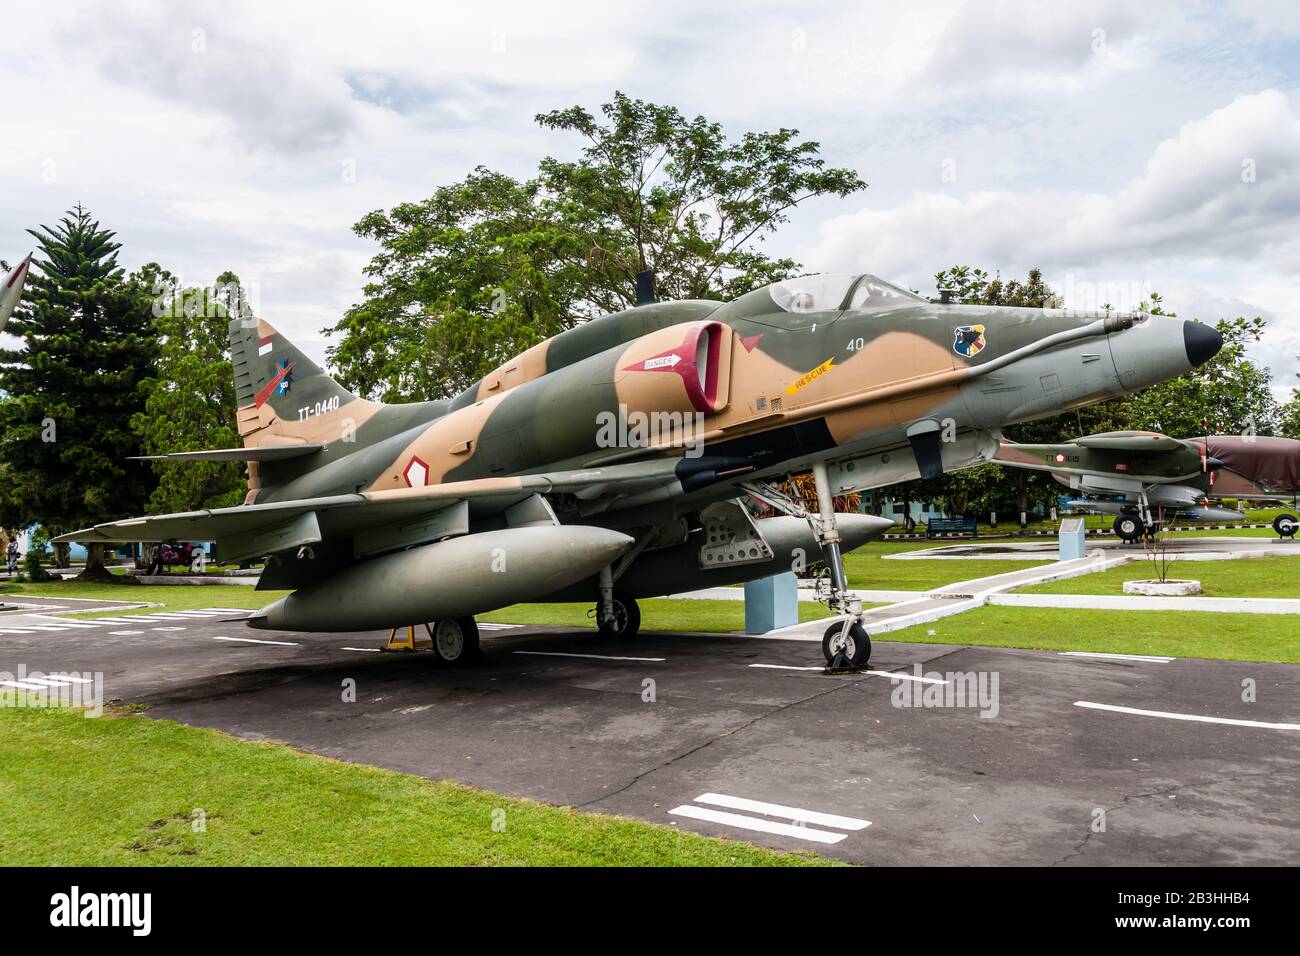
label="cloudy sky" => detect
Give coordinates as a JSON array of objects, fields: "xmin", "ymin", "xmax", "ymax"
[{"xmin": 4, "ymin": 0, "xmax": 1300, "ymax": 401}]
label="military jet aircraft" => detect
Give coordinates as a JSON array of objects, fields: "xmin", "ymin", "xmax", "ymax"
[
  {"xmin": 995, "ymin": 430, "xmax": 1300, "ymax": 540},
  {"xmin": 0, "ymin": 253, "xmax": 32, "ymax": 332},
  {"xmin": 57, "ymin": 272, "xmax": 1221, "ymax": 667}
]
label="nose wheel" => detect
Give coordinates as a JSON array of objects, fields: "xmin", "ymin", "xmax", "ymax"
[
  {"xmin": 595, "ymin": 592, "xmax": 641, "ymax": 640},
  {"xmin": 1273, "ymin": 513, "xmax": 1298, "ymax": 539},
  {"xmin": 823, "ymin": 620, "xmax": 871, "ymax": 669}
]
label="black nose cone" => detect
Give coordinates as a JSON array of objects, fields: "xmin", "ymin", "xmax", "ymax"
[{"xmin": 1183, "ymin": 321, "xmax": 1223, "ymax": 368}]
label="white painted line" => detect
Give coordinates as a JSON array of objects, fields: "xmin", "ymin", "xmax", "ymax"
[
  {"xmin": 31, "ymin": 621, "xmax": 99, "ymax": 629},
  {"xmin": 341, "ymin": 647, "xmax": 382, "ymax": 653},
  {"xmin": 19, "ymin": 676, "xmax": 81, "ymax": 687},
  {"xmin": 43, "ymin": 674, "xmax": 91, "ymax": 683},
  {"xmin": 0, "ymin": 680, "xmax": 49, "ymax": 691},
  {"xmin": 151, "ymin": 627, "xmax": 187, "ymax": 632},
  {"xmin": 108, "ymin": 630, "xmax": 143, "ymax": 635},
  {"xmin": 478, "ymin": 623, "xmax": 519, "ymax": 630},
  {"xmin": 202, "ymin": 607, "xmax": 257, "ymax": 613},
  {"xmin": 0, "ymin": 628, "xmax": 36, "ymax": 634},
  {"xmin": 747, "ymin": 663, "xmax": 949, "ymax": 684},
  {"xmin": 694, "ymin": 793, "xmax": 871, "ymax": 831},
  {"xmin": 213, "ymin": 636, "xmax": 300, "ymax": 646},
  {"xmin": 866, "ymin": 669, "xmax": 949, "ymax": 685},
  {"xmin": 668, "ymin": 805, "xmax": 847, "ymax": 844},
  {"xmin": 1060, "ymin": 651, "xmax": 1174, "ymax": 663},
  {"xmin": 1074, "ymin": 701, "xmax": 1300, "ymax": 731},
  {"xmin": 514, "ymin": 650, "xmax": 665, "ymax": 662}
]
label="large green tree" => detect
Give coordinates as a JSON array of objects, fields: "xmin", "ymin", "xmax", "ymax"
[
  {"xmin": 0, "ymin": 205, "xmax": 158, "ymax": 579},
  {"xmin": 131, "ymin": 267, "xmax": 246, "ymax": 515},
  {"xmin": 326, "ymin": 92, "xmax": 867, "ymax": 401}
]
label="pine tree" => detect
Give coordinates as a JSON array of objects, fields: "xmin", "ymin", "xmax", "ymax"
[{"xmin": 0, "ymin": 205, "xmax": 159, "ymax": 580}]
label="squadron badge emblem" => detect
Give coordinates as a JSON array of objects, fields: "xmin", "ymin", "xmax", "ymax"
[{"xmin": 953, "ymin": 324, "xmax": 987, "ymax": 358}]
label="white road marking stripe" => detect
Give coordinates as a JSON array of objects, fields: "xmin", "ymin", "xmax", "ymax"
[
  {"xmin": 151, "ymin": 627, "xmax": 187, "ymax": 632},
  {"xmin": 43, "ymin": 674, "xmax": 91, "ymax": 683},
  {"xmin": 513, "ymin": 650, "xmax": 665, "ymax": 662},
  {"xmin": 213, "ymin": 636, "xmax": 299, "ymax": 646},
  {"xmin": 1074, "ymin": 701, "xmax": 1300, "ymax": 731},
  {"xmin": 1060, "ymin": 651, "xmax": 1174, "ymax": 663},
  {"xmin": 109, "ymin": 631, "xmax": 143, "ymax": 635},
  {"xmin": 866, "ymin": 670, "xmax": 949, "ymax": 685},
  {"xmin": 668, "ymin": 805, "xmax": 847, "ymax": 844},
  {"xmin": 29, "ymin": 620, "xmax": 99, "ymax": 629},
  {"xmin": 694, "ymin": 793, "xmax": 871, "ymax": 831},
  {"xmin": 341, "ymin": 647, "xmax": 381, "ymax": 653},
  {"xmin": 0, "ymin": 628, "xmax": 36, "ymax": 634},
  {"xmin": 0, "ymin": 680, "xmax": 49, "ymax": 691},
  {"xmin": 18, "ymin": 676, "xmax": 83, "ymax": 687},
  {"xmin": 747, "ymin": 663, "xmax": 949, "ymax": 684},
  {"xmin": 477, "ymin": 623, "xmax": 519, "ymax": 630}
]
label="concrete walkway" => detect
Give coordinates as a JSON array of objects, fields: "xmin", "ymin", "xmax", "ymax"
[{"xmin": 754, "ymin": 551, "xmax": 1132, "ymax": 642}]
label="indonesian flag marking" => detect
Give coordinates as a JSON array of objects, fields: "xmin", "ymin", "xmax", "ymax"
[{"xmin": 258, "ymin": 335, "xmax": 273, "ymax": 356}]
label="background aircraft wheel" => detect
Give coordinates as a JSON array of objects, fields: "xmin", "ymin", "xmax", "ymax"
[
  {"xmin": 596, "ymin": 593, "xmax": 640, "ymax": 640},
  {"xmin": 1273, "ymin": 513, "xmax": 1298, "ymax": 538},
  {"xmin": 1113, "ymin": 515, "xmax": 1143, "ymax": 542},
  {"xmin": 432, "ymin": 617, "xmax": 480, "ymax": 665},
  {"xmin": 822, "ymin": 622, "xmax": 871, "ymax": 668}
]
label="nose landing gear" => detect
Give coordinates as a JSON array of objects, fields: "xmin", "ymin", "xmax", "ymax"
[{"xmin": 743, "ymin": 461, "xmax": 872, "ymax": 671}]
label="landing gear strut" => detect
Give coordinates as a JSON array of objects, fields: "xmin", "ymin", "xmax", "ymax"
[{"xmin": 743, "ymin": 462, "xmax": 870, "ymax": 671}]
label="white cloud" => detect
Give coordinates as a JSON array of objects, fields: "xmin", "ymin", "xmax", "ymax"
[{"xmin": 1, "ymin": 0, "xmax": 1298, "ymax": 394}]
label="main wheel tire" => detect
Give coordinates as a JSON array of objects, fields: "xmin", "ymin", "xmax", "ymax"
[
  {"xmin": 822, "ymin": 622, "xmax": 871, "ymax": 669},
  {"xmin": 1114, "ymin": 514, "xmax": 1144, "ymax": 542},
  {"xmin": 596, "ymin": 593, "xmax": 641, "ymax": 640},
  {"xmin": 1273, "ymin": 513, "xmax": 1298, "ymax": 538},
  {"xmin": 431, "ymin": 616, "xmax": 480, "ymax": 665}
]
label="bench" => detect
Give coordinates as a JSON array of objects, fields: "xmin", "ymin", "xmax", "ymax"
[{"xmin": 926, "ymin": 517, "xmax": 978, "ymax": 538}]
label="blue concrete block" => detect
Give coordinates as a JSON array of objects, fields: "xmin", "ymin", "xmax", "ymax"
[
  {"xmin": 744, "ymin": 572, "xmax": 799, "ymax": 634},
  {"xmin": 1058, "ymin": 518, "xmax": 1086, "ymax": 561}
]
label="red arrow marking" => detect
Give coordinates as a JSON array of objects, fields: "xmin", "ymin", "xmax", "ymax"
[{"xmin": 254, "ymin": 361, "xmax": 295, "ymax": 408}]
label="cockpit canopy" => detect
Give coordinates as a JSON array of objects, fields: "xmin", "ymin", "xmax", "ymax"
[{"xmin": 768, "ymin": 273, "xmax": 922, "ymax": 314}]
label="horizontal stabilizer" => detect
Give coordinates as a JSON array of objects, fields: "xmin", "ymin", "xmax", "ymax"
[{"xmin": 130, "ymin": 445, "xmax": 322, "ymax": 463}]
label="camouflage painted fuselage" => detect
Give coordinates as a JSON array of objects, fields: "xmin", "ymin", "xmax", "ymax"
[{"xmin": 237, "ymin": 273, "xmax": 1203, "ymax": 532}]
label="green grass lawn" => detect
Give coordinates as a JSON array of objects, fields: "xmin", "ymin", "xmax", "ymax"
[
  {"xmin": 0, "ymin": 705, "xmax": 828, "ymax": 866},
  {"xmin": 841, "ymin": 538, "xmax": 1049, "ymax": 591},
  {"xmin": 882, "ymin": 605, "xmax": 1300, "ymax": 663},
  {"xmin": 1020, "ymin": 555, "xmax": 1300, "ymax": 598}
]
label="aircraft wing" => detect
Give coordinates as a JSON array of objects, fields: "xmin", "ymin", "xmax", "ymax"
[
  {"xmin": 52, "ymin": 458, "xmax": 685, "ymax": 550},
  {"xmin": 0, "ymin": 253, "xmax": 33, "ymax": 332}
]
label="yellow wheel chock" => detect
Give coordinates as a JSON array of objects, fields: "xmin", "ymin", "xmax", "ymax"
[{"xmin": 383, "ymin": 623, "xmax": 433, "ymax": 652}]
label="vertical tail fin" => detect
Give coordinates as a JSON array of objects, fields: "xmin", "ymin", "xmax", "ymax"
[
  {"xmin": 230, "ymin": 317, "xmax": 358, "ymax": 437},
  {"xmin": 229, "ymin": 317, "xmax": 370, "ymax": 500}
]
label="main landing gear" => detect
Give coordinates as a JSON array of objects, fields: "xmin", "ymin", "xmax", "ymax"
[
  {"xmin": 384, "ymin": 617, "xmax": 480, "ymax": 664},
  {"xmin": 1274, "ymin": 513, "xmax": 1299, "ymax": 539},
  {"xmin": 743, "ymin": 462, "xmax": 871, "ymax": 671}
]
